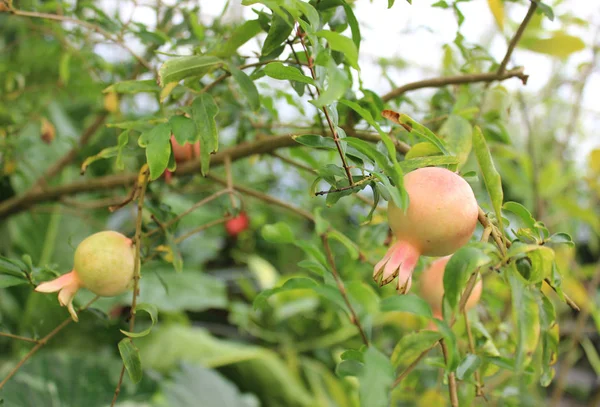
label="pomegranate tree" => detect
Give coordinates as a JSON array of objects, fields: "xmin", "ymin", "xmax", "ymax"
[
  {"xmin": 35, "ymin": 231, "xmax": 136, "ymax": 321},
  {"xmin": 373, "ymin": 167, "xmax": 478, "ymax": 293},
  {"xmin": 419, "ymin": 255, "xmax": 483, "ymax": 320}
]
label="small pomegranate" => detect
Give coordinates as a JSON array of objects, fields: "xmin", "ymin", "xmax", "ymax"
[
  {"xmin": 373, "ymin": 167, "xmax": 478, "ymax": 293},
  {"xmin": 171, "ymin": 135, "xmax": 200, "ymax": 163},
  {"xmin": 35, "ymin": 231, "xmax": 136, "ymax": 321},
  {"xmin": 419, "ymin": 255, "xmax": 483, "ymax": 320},
  {"xmin": 164, "ymin": 135, "xmax": 201, "ymax": 182},
  {"xmin": 225, "ymin": 212, "xmax": 249, "ymax": 236}
]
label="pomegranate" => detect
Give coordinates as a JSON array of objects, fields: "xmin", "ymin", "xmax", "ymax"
[
  {"xmin": 164, "ymin": 135, "xmax": 201, "ymax": 182},
  {"xmin": 225, "ymin": 212, "xmax": 250, "ymax": 236},
  {"xmin": 373, "ymin": 167, "xmax": 478, "ymax": 293},
  {"xmin": 35, "ymin": 231, "xmax": 136, "ymax": 321},
  {"xmin": 171, "ymin": 135, "xmax": 200, "ymax": 163},
  {"xmin": 419, "ymin": 255, "xmax": 483, "ymax": 320}
]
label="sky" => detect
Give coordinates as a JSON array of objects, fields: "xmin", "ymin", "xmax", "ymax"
[{"xmin": 97, "ymin": 0, "xmax": 599, "ymax": 163}]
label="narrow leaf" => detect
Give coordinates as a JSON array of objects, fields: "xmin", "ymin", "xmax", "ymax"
[
  {"xmin": 118, "ymin": 338, "xmax": 143, "ymax": 384},
  {"xmin": 191, "ymin": 94, "xmax": 219, "ymax": 175},
  {"xmin": 158, "ymin": 56, "xmax": 222, "ymax": 86},
  {"xmin": 473, "ymin": 126, "xmax": 504, "ymax": 230}
]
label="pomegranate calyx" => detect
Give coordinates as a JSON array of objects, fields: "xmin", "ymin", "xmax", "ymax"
[
  {"xmin": 35, "ymin": 270, "xmax": 83, "ymax": 322},
  {"xmin": 373, "ymin": 241, "xmax": 420, "ymax": 294}
]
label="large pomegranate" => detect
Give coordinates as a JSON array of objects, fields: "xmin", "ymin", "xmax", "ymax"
[
  {"xmin": 419, "ymin": 255, "xmax": 483, "ymax": 320},
  {"xmin": 35, "ymin": 231, "xmax": 136, "ymax": 321},
  {"xmin": 373, "ymin": 167, "xmax": 478, "ymax": 293}
]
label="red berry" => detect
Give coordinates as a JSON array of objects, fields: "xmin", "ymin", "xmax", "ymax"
[{"xmin": 225, "ymin": 212, "xmax": 249, "ymax": 236}]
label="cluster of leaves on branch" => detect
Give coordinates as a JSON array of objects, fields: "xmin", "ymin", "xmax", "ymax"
[{"xmin": 0, "ymin": 0, "xmax": 599, "ymax": 406}]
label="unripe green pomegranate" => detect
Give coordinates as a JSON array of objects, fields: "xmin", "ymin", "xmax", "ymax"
[
  {"xmin": 373, "ymin": 167, "xmax": 478, "ymax": 293},
  {"xmin": 35, "ymin": 231, "xmax": 136, "ymax": 321},
  {"xmin": 419, "ymin": 255, "xmax": 483, "ymax": 320}
]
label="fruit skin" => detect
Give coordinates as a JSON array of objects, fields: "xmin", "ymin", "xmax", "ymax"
[
  {"xmin": 35, "ymin": 231, "xmax": 136, "ymax": 321},
  {"xmin": 374, "ymin": 167, "xmax": 478, "ymax": 293},
  {"xmin": 419, "ymin": 255, "xmax": 483, "ymax": 320},
  {"xmin": 170, "ymin": 135, "xmax": 200, "ymax": 163},
  {"xmin": 225, "ymin": 212, "xmax": 250, "ymax": 236},
  {"xmin": 164, "ymin": 135, "xmax": 201, "ymax": 182}
]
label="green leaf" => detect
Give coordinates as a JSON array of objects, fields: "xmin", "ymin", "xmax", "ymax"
[
  {"xmin": 158, "ymin": 55, "xmax": 222, "ymax": 86},
  {"xmin": 229, "ymin": 65, "xmax": 260, "ymax": 112},
  {"xmin": 528, "ymin": 246, "xmax": 554, "ymax": 283},
  {"xmin": 339, "ymin": 100, "xmax": 407, "ymax": 208},
  {"xmin": 0, "ymin": 274, "xmax": 29, "ymax": 288},
  {"xmin": 59, "ymin": 53, "xmax": 71, "ymax": 85},
  {"xmin": 399, "ymin": 156, "xmax": 460, "ymax": 173},
  {"xmin": 432, "ymin": 320, "xmax": 460, "ymax": 371},
  {"xmin": 80, "ymin": 130, "xmax": 129, "ymax": 173},
  {"xmin": 380, "ymin": 295, "xmax": 433, "ymax": 318},
  {"xmin": 159, "ymin": 364, "xmax": 258, "ymax": 407},
  {"xmin": 533, "ymin": 1, "xmax": 554, "ymax": 20},
  {"xmin": 439, "ymin": 114, "xmax": 472, "ymax": 169},
  {"xmin": 103, "ymin": 79, "xmax": 160, "ymax": 94},
  {"xmin": 391, "ymin": 330, "xmax": 442, "ymax": 367},
  {"xmin": 546, "ymin": 232, "xmax": 575, "ymax": 247},
  {"xmin": 264, "ymin": 62, "xmax": 315, "ymax": 85},
  {"xmin": 358, "ymin": 347, "xmax": 394, "ymax": 407},
  {"xmin": 214, "ymin": 20, "xmax": 262, "ymax": 58},
  {"xmin": 261, "ymin": 222, "xmax": 295, "ymax": 243},
  {"xmin": 340, "ymin": 1, "xmax": 361, "ymax": 50},
  {"xmin": 191, "ymin": 94, "xmax": 219, "ymax": 175},
  {"xmin": 520, "ymin": 32, "xmax": 585, "ymax": 58},
  {"xmin": 388, "ymin": 0, "xmax": 395, "ymax": 8},
  {"xmin": 139, "ymin": 123, "xmax": 172, "ymax": 180},
  {"xmin": 169, "ymin": 115, "xmax": 196, "ymax": 145},
  {"xmin": 456, "ymin": 354, "xmax": 482, "ymax": 380},
  {"xmin": 395, "ymin": 114, "xmax": 449, "ymax": 154},
  {"xmin": 328, "ymin": 230, "xmax": 360, "ymax": 260},
  {"xmin": 316, "ymin": 31, "xmax": 359, "ymax": 69},
  {"xmin": 118, "ymin": 338, "xmax": 143, "ymax": 384},
  {"xmin": 508, "ymin": 266, "xmax": 541, "ymax": 372},
  {"xmin": 473, "ymin": 126, "xmax": 504, "ymax": 230},
  {"xmin": 120, "ymin": 303, "xmax": 158, "ymax": 338},
  {"xmin": 253, "ymin": 278, "xmax": 318, "ymax": 310},
  {"xmin": 404, "ymin": 142, "xmax": 441, "ymax": 159},
  {"xmin": 262, "ymin": 11, "xmax": 294, "ymax": 56},
  {"xmin": 503, "ymin": 201, "xmax": 536, "ymax": 230},
  {"xmin": 310, "ymin": 60, "xmax": 350, "ymax": 107},
  {"xmin": 443, "ymin": 247, "xmax": 491, "ymax": 313}
]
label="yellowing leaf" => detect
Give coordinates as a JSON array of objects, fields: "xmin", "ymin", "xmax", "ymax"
[
  {"xmin": 418, "ymin": 389, "xmax": 447, "ymax": 407},
  {"xmin": 40, "ymin": 117, "xmax": 56, "ymax": 144},
  {"xmin": 520, "ymin": 32, "xmax": 586, "ymax": 58},
  {"xmin": 104, "ymin": 92, "xmax": 119, "ymax": 113},
  {"xmin": 3, "ymin": 159, "xmax": 16, "ymax": 175},
  {"xmin": 155, "ymin": 245, "xmax": 174, "ymax": 263},
  {"xmin": 160, "ymin": 82, "xmax": 178, "ymax": 103},
  {"xmin": 487, "ymin": 0, "xmax": 504, "ymax": 31}
]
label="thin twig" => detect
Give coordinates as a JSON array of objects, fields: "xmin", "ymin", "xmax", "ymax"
[
  {"xmin": 0, "ymin": 332, "xmax": 38, "ymax": 343},
  {"xmin": 382, "ymin": 67, "xmax": 528, "ymax": 102},
  {"xmin": 315, "ymin": 175, "xmax": 376, "ymax": 196},
  {"xmin": 440, "ymin": 339, "xmax": 459, "ymax": 407},
  {"xmin": 111, "ymin": 165, "xmax": 149, "ymax": 406},
  {"xmin": 298, "ymin": 27, "xmax": 354, "ymax": 186},
  {"xmin": 321, "ymin": 235, "xmax": 369, "ymax": 346},
  {"xmin": 144, "ymin": 189, "xmax": 231, "ymax": 238},
  {"xmin": 0, "ymin": 296, "xmax": 98, "ymax": 390},
  {"xmin": 543, "ymin": 278, "xmax": 581, "ymax": 312},
  {"xmin": 497, "ymin": 1, "xmax": 538, "ymax": 75},
  {"xmin": 174, "ymin": 216, "xmax": 232, "ymax": 244},
  {"xmin": 270, "ymin": 152, "xmax": 315, "ymax": 173},
  {"xmin": 10, "ymin": 9, "xmax": 154, "ymax": 72},
  {"xmin": 463, "ymin": 308, "xmax": 487, "ymax": 399}
]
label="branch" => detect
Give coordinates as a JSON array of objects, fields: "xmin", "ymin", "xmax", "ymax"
[
  {"xmin": 497, "ymin": 1, "xmax": 538, "ymax": 75},
  {"xmin": 321, "ymin": 235, "xmax": 369, "ymax": 346},
  {"xmin": 0, "ymin": 129, "xmax": 402, "ymax": 219},
  {"xmin": 0, "ymin": 296, "xmax": 98, "ymax": 390},
  {"xmin": 111, "ymin": 165, "xmax": 149, "ymax": 406},
  {"xmin": 464, "ymin": 308, "xmax": 486, "ymax": 399},
  {"xmin": 0, "ymin": 332, "xmax": 39, "ymax": 343},
  {"xmin": 10, "ymin": 9, "xmax": 154, "ymax": 72},
  {"xmin": 440, "ymin": 339, "xmax": 459, "ymax": 407},
  {"xmin": 381, "ymin": 67, "xmax": 528, "ymax": 102},
  {"xmin": 298, "ymin": 27, "xmax": 354, "ymax": 186}
]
